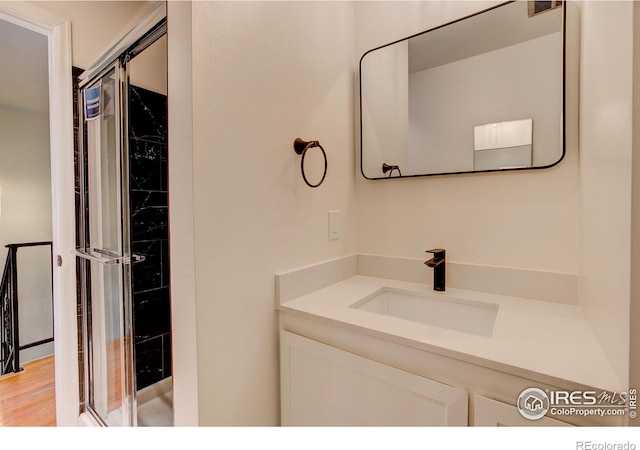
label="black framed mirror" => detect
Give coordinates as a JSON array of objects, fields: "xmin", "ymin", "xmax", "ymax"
[{"xmin": 359, "ymin": 1, "xmax": 569, "ymax": 179}]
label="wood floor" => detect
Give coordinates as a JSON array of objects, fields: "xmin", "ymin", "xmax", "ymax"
[{"xmin": 0, "ymin": 355, "xmax": 56, "ymax": 426}]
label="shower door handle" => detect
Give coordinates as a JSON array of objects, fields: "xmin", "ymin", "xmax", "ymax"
[{"xmin": 72, "ymin": 247, "xmax": 146, "ymax": 265}]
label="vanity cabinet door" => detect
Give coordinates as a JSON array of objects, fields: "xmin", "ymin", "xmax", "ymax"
[
  {"xmin": 280, "ymin": 331, "xmax": 468, "ymax": 426},
  {"xmin": 473, "ymin": 396, "xmax": 571, "ymax": 427}
]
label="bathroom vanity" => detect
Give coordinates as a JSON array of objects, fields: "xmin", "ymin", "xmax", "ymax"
[{"xmin": 276, "ymin": 255, "xmax": 627, "ymax": 427}]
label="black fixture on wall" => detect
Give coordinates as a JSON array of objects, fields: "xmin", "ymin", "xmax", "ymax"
[
  {"xmin": 293, "ymin": 138, "xmax": 327, "ymax": 188},
  {"xmin": 425, "ymin": 248, "xmax": 446, "ymax": 292},
  {"xmin": 382, "ymin": 162, "xmax": 402, "ymax": 178}
]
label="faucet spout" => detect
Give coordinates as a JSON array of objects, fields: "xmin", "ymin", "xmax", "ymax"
[{"xmin": 425, "ymin": 249, "xmax": 446, "ymax": 291}]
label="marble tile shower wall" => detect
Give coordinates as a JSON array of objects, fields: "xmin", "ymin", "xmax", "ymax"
[{"xmin": 129, "ymin": 85, "xmax": 172, "ymax": 390}]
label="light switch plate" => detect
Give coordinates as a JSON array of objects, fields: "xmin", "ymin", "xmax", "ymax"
[{"xmin": 329, "ymin": 211, "xmax": 340, "ymax": 240}]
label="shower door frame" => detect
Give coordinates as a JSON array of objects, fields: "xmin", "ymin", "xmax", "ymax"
[
  {"xmin": 77, "ymin": 59, "xmax": 137, "ymax": 427},
  {"xmin": 76, "ymin": 18, "xmax": 168, "ymax": 427}
]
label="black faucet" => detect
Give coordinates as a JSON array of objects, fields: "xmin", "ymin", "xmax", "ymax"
[{"xmin": 425, "ymin": 249, "xmax": 446, "ymax": 291}]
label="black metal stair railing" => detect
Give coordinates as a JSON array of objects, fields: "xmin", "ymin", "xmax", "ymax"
[
  {"xmin": 0, "ymin": 242, "xmax": 54, "ymax": 376},
  {"xmin": 0, "ymin": 249, "xmax": 16, "ymax": 375}
]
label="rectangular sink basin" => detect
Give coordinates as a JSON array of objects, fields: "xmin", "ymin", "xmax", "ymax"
[{"xmin": 349, "ymin": 288, "xmax": 498, "ymax": 337}]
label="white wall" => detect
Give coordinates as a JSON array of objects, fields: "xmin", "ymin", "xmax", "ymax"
[
  {"xmin": 354, "ymin": 1, "xmax": 580, "ymax": 274},
  {"xmin": 0, "ymin": 106, "xmax": 54, "ymax": 362},
  {"xmin": 578, "ymin": 1, "xmax": 633, "ymax": 389},
  {"xmin": 631, "ymin": 0, "xmax": 640, "ymax": 403},
  {"xmin": 191, "ymin": 1, "xmax": 356, "ymax": 425},
  {"xmin": 167, "ymin": 1, "xmax": 199, "ymax": 426}
]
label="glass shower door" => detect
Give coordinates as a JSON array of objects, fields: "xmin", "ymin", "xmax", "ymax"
[{"xmin": 76, "ymin": 62, "xmax": 139, "ymax": 426}]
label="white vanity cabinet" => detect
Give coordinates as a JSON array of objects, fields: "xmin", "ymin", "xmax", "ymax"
[
  {"xmin": 276, "ymin": 259, "xmax": 627, "ymax": 427},
  {"xmin": 279, "ymin": 312, "xmax": 624, "ymax": 427},
  {"xmin": 280, "ymin": 331, "xmax": 468, "ymax": 426}
]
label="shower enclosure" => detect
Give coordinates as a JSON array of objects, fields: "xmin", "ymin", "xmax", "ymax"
[{"xmin": 75, "ymin": 13, "xmax": 171, "ymax": 427}]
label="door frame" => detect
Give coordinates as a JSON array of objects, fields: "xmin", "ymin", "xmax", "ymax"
[{"xmin": 0, "ymin": 2, "xmax": 78, "ymax": 426}]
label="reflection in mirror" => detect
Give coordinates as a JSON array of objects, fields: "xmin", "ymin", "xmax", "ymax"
[{"xmin": 359, "ymin": 0, "xmax": 567, "ymax": 179}]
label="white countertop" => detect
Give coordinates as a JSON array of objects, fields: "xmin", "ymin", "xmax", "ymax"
[{"xmin": 278, "ymin": 275, "xmax": 623, "ymax": 392}]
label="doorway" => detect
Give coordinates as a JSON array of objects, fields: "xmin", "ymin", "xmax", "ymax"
[
  {"xmin": 0, "ymin": 16, "xmax": 54, "ymax": 368},
  {"xmin": 0, "ymin": 3, "xmax": 77, "ymax": 426}
]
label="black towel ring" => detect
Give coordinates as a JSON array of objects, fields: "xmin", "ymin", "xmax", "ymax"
[{"xmin": 293, "ymin": 138, "xmax": 327, "ymax": 188}]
